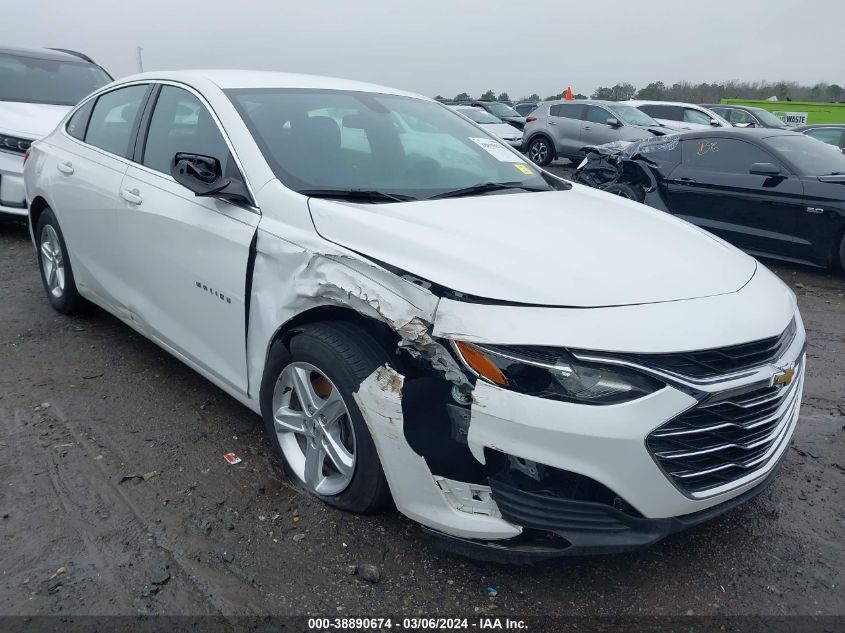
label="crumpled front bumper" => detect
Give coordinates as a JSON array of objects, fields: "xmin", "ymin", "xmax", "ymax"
[{"xmin": 424, "ymin": 457, "xmax": 786, "ymax": 563}]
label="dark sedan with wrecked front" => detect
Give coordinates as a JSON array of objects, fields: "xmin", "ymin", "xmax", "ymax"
[{"xmin": 573, "ymin": 128, "xmax": 845, "ymax": 271}]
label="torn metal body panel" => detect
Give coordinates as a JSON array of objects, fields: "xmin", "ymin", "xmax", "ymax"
[
  {"xmin": 245, "ymin": 186, "xmax": 468, "ymax": 403},
  {"xmin": 572, "ymin": 135, "xmax": 680, "ymax": 211},
  {"xmin": 353, "ymin": 366, "xmax": 520, "ymax": 540}
]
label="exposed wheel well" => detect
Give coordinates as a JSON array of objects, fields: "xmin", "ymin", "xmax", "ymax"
[
  {"xmin": 268, "ymin": 305, "xmax": 401, "ymax": 359},
  {"xmin": 29, "ymin": 196, "xmax": 50, "ymax": 233}
]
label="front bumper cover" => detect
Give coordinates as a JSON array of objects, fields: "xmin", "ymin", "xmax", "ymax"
[{"xmin": 425, "ymin": 454, "xmax": 784, "ymax": 563}]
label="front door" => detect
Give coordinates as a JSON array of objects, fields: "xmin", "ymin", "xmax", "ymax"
[
  {"xmin": 664, "ymin": 137, "xmax": 805, "ymax": 258},
  {"xmin": 117, "ymin": 84, "xmax": 258, "ymax": 394},
  {"xmin": 580, "ymin": 105, "xmax": 626, "ymax": 147}
]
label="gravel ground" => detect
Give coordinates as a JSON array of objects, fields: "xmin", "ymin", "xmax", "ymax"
[{"xmin": 1, "ymin": 201, "xmax": 843, "ymax": 619}]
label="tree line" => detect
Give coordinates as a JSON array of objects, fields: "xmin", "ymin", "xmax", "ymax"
[{"xmin": 434, "ymin": 81, "xmax": 844, "ymax": 104}]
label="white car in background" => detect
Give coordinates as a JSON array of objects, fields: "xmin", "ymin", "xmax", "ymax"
[
  {"xmin": 626, "ymin": 100, "xmax": 731, "ymax": 131},
  {"xmin": 25, "ymin": 70, "xmax": 804, "ymax": 560},
  {"xmin": 449, "ymin": 105, "xmax": 524, "ymax": 148},
  {"xmin": 0, "ymin": 46, "xmax": 111, "ymax": 217}
]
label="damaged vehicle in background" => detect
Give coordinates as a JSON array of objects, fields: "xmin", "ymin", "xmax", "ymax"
[
  {"xmin": 523, "ymin": 99, "xmax": 667, "ymax": 167},
  {"xmin": 573, "ymin": 129, "xmax": 845, "ymax": 271},
  {"xmin": 25, "ymin": 71, "xmax": 805, "ymax": 560},
  {"xmin": 0, "ymin": 46, "xmax": 111, "ymax": 217}
]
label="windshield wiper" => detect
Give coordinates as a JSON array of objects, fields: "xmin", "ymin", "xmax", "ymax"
[
  {"xmin": 299, "ymin": 189, "xmax": 416, "ymax": 203},
  {"xmin": 428, "ymin": 181, "xmax": 549, "ymax": 200}
]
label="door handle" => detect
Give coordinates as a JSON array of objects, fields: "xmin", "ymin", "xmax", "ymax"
[
  {"xmin": 120, "ymin": 187, "xmax": 143, "ymax": 205},
  {"xmin": 583, "ymin": 125, "xmax": 592, "ymax": 130},
  {"xmin": 676, "ymin": 177, "xmax": 697, "ymax": 184},
  {"xmin": 57, "ymin": 161, "xmax": 74, "ymax": 175},
  {"xmin": 548, "ymin": 120, "xmax": 558, "ymax": 125}
]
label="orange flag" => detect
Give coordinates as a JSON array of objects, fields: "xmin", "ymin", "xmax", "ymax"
[{"xmin": 565, "ymin": 86, "xmax": 574, "ymax": 101}]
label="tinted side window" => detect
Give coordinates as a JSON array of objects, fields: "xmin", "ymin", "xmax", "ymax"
[
  {"xmin": 726, "ymin": 109, "xmax": 753, "ymax": 125},
  {"xmin": 639, "ymin": 104, "xmax": 681, "ymax": 120},
  {"xmin": 804, "ymin": 128, "xmax": 844, "ymax": 147},
  {"xmin": 682, "ymin": 138, "xmax": 774, "ymax": 172},
  {"xmin": 584, "ymin": 106, "xmax": 612, "ymax": 124},
  {"xmin": 66, "ymin": 99, "xmax": 95, "ymax": 140},
  {"xmin": 549, "ymin": 103, "xmax": 583, "ymax": 119},
  {"xmin": 85, "ymin": 85, "xmax": 148, "ymax": 158},
  {"xmin": 143, "ymin": 86, "xmax": 229, "ymax": 175},
  {"xmin": 684, "ymin": 108, "xmax": 713, "ymax": 126}
]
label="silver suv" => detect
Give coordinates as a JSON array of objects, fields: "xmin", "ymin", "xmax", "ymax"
[{"xmin": 523, "ymin": 100, "xmax": 665, "ymax": 166}]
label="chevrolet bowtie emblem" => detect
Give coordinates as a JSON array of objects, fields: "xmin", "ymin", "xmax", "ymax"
[{"xmin": 773, "ymin": 366, "xmax": 795, "ymax": 387}]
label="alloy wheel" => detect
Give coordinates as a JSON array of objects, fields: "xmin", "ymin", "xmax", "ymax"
[
  {"xmin": 40, "ymin": 225, "xmax": 65, "ymax": 298},
  {"xmin": 271, "ymin": 361, "xmax": 356, "ymax": 496},
  {"xmin": 529, "ymin": 140, "xmax": 549, "ymax": 163}
]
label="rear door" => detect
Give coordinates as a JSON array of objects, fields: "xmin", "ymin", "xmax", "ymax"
[
  {"xmin": 48, "ymin": 83, "xmax": 151, "ymax": 311},
  {"xmin": 117, "ymin": 83, "xmax": 258, "ymax": 394},
  {"xmin": 547, "ymin": 103, "xmax": 583, "ymax": 155},
  {"xmin": 638, "ymin": 104, "xmax": 683, "ymax": 130},
  {"xmin": 664, "ymin": 137, "xmax": 805, "ymax": 258}
]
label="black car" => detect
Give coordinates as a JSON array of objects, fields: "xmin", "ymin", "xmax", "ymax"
[
  {"xmin": 700, "ymin": 104, "xmax": 789, "ymax": 129},
  {"xmin": 513, "ymin": 101, "xmax": 539, "ymax": 117},
  {"xmin": 573, "ymin": 128, "xmax": 845, "ymax": 270},
  {"xmin": 793, "ymin": 124, "xmax": 845, "ymax": 152},
  {"xmin": 469, "ymin": 101, "xmax": 527, "ymax": 129}
]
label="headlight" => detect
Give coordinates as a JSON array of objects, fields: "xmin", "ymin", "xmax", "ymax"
[{"xmin": 453, "ymin": 342, "xmax": 664, "ymax": 405}]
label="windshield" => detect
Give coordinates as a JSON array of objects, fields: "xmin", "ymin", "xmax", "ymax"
[
  {"xmin": 750, "ymin": 107, "xmax": 787, "ymax": 127},
  {"xmin": 227, "ymin": 89, "xmax": 555, "ymax": 200},
  {"xmin": 0, "ymin": 53, "xmax": 111, "ymax": 106},
  {"xmin": 764, "ymin": 134, "xmax": 845, "ymax": 176},
  {"xmin": 485, "ymin": 102, "xmax": 521, "ymax": 118},
  {"xmin": 608, "ymin": 104, "xmax": 658, "ymax": 127},
  {"xmin": 455, "ymin": 108, "xmax": 502, "ymax": 124}
]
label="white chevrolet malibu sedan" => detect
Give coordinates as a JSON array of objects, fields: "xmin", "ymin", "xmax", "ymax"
[{"xmin": 24, "ymin": 71, "xmax": 805, "ymax": 560}]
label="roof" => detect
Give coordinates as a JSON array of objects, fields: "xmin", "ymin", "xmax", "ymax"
[
  {"xmin": 674, "ymin": 127, "xmax": 803, "ymax": 140},
  {"xmin": 117, "ymin": 69, "xmax": 425, "ymax": 100},
  {"xmin": 626, "ymin": 100, "xmax": 712, "ymax": 108},
  {"xmin": 700, "ymin": 103, "xmax": 767, "ymax": 111},
  {"xmin": 540, "ymin": 99, "xmax": 634, "ymax": 107},
  {"xmin": 792, "ymin": 124, "xmax": 845, "ymax": 131},
  {"xmin": 0, "ymin": 46, "xmax": 93, "ymax": 63}
]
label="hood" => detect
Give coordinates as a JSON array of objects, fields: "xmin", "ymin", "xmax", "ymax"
[
  {"xmin": 308, "ymin": 185, "xmax": 757, "ymax": 307},
  {"xmin": 0, "ymin": 101, "xmax": 72, "ymax": 138},
  {"xmin": 481, "ymin": 122, "xmax": 523, "ymax": 139}
]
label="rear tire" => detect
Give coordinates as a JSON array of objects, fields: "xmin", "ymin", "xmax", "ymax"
[
  {"xmin": 36, "ymin": 208, "xmax": 85, "ymax": 314},
  {"xmin": 602, "ymin": 182, "xmax": 645, "ymax": 203},
  {"xmin": 259, "ymin": 321, "xmax": 392, "ymax": 514},
  {"xmin": 527, "ymin": 137, "xmax": 554, "ymax": 166}
]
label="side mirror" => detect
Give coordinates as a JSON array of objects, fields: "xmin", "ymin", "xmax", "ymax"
[
  {"xmin": 606, "ymin": 117, "xmax": 621, "ymax": 127},
  {"xmin": 749, "ymin": 162, "xmax": 781, "ymax": 176},
  {"xmin": 171, "ymin": 153, "xmax": 252, "ymax": 206},
  {"xmin": 710, "ymin": 119, "xmax": 721, "ymax": 127}
]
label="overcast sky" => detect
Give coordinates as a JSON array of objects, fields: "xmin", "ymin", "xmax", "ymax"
[{"xmin": 7, "ymin": 0, "xmax": 845, "ymax": 98}]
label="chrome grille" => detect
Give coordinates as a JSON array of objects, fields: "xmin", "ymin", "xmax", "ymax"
[
  {"xmin": 647, "ymin": 364, "xmax": 802, "ymax": 494},
  {"xmin": 596, "ymin": 318, "xmax": 797, "ymax": 380}
]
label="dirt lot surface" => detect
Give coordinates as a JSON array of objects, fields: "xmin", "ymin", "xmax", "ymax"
[{"xmin": 1, "ymin": 200, "xmax": 843, "ymax": 619}]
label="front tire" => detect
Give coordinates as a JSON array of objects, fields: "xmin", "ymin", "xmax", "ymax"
[
  {"xmin": 527, "ymin": 137, "xmax": 554, "ymax": 166},
  {"xmin": 36, "ymin": 208, "xmax": 85, "ymax": 314},
  {"xmin": 602, "ymin": 182, "xmax": 645, "ymax": 203},
  {"xmin": 259, "ymin": 322, "xmax": 392, "ymax": 514}
]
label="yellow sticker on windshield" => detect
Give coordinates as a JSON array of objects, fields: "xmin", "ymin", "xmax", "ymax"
[{"xmin": 514, "ymin": 163, "xmax": 533, "ymax": 175}]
